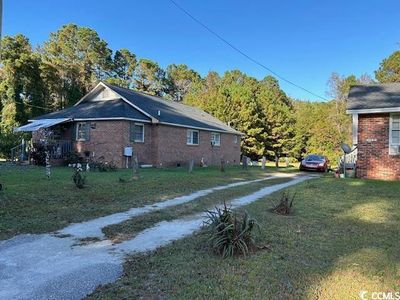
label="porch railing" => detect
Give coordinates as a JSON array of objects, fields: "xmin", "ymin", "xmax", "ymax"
[
  {"xmin": 10, "ymin": 143, "xmax": 27, "ymax": 162},
  {"xmin": 338, "ymin": 147, "xmax": 357, "ymax": 171},
  {"xmin": 39, "ymin": 140, "xmax": 73, "ymax": 159},
  {"xmin": 11, "ymin": 139, "xmax": 73, "ymax": 163}
]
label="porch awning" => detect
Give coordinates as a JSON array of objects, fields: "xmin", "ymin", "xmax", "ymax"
[{"xmin": 13, "ymin": 118, "xmax": 70, "ymax": 132}]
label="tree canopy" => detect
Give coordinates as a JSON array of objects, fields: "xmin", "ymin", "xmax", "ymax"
[{"xmin": 1, "ymin": 23, "xmax": 398, "ymax": 163}]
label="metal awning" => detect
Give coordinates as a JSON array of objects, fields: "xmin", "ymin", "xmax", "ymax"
[{"xmin": 13, "ymin": 118, "xmax": 71, "ymax": 132}]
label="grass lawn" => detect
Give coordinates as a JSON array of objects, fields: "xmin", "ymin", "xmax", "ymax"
[
  {"xmin": 88, "ymin": 177, "xmax": 400, "ymax": 299},
  {"xmin": 0, "ymin": 163, "xmax": 296, "ymax": 240}
]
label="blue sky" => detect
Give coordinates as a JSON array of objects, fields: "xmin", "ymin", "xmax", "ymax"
[{"xmin": 3, "ymin": 0, "xmax": 400, "ymax": 101}]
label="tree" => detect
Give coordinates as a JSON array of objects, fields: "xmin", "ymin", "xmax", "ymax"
[
  {"xmin": 41, "ymin": 24, "xmax": 113, "ymax": 107},
  {"xmin": 184, "ymin": 71, "xmax": 221, "ymax": 112},
  {"xmin": 375, "ymin": 50, "xmax": 400, "ymax": 83},
  {"xmin": 186, "ymin": 70, "xmax": 264, "ymax": 158},
  {"xmin": 134, "ymin": 58, "xmax": 166, "ymax": 96},
  {"xmin": 257, "ymin": 76, "xmax": 294, "ymax": 167},
  {"xmin": 220, "ymin": 71, "xmax": 264, "ymax": 158},
  {"xmin": 292, "ymin": 101, "xmax": 347, "ymax": 163},
  {"xmin": 0, "ymin": 34, "xmax": 45, "ymax": 130},
  {"xmin": 106, "ymin": 49, "xmax": 137, "ymax": 88},
  {"xmin": 0, "ymin": 34, "xmax": 43, "ymax": 157},
  {"xmin": 165, "ymin": 64, "xmax": 200, "ymax": 101}
]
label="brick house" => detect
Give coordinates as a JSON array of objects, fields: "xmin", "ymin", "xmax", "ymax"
[
  {"xmin": 347, "ymin": 83, "xmax": 400, "ymax": 180},
  {"xmin": 15, "ymin": 82, "xmax": 242, "ymax": 168}
]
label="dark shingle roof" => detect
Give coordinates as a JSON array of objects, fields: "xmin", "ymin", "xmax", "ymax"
[
  {"xmin": 105, "ymin": 83, "xmax": 241, "ymax": 134},
  {"xmin": 34, "ymin": 99, "xmax": 151, "ymax": 121},
  {"xmin": 34, "ymin": 82, "xmax": 241, "ymax": 134},
  {"xmin": 348, "ymin": 83, "xmax": 400, "ymax": 110}
]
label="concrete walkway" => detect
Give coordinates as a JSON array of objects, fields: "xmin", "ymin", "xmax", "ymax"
[
  {"xmin": 60, "ymin": 173, "xmax": 295, "ymax": 239},
  {"xmin": 0, "ymin": 173, "xmax": 313, "ymax": 300}
]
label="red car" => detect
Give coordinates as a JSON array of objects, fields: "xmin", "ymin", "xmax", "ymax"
[{"xmin": 299, "ymin": 155, "xmax": 329, "ymax": 172}]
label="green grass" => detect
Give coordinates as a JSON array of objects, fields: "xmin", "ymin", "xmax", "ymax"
[
  {"xmin": 102, "ymin": 177, "xmax": 291, "ymax": 243},
  {"xmin": 88, "ymin": 177, "xmax": 400, "ymax": 300},
  {"xmin": 0, "ymin": 163, "xmax": 296, "ymax": 240}
]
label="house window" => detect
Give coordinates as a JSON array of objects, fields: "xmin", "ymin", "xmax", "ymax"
[
  {"xmin": 187, "ymin": 129, "xmax": 199, "ymax": 145},
  {"xmin": 234, "ymin": 135, "xmax": 238, "ymax": 144},
  {"xmin": 211, "ymin": 132, "xmax": 220, "ymax": 146},
  {"xmin": 130, "ymin": 123, "xmax": 144, "ymax": 143},
  {"xmin": 76, "ymin": 122, "xmax": 89, "ymax": 141},
  {"xmin": 390, "ymin": 114, "xmax": 400, "ymax": 145}
]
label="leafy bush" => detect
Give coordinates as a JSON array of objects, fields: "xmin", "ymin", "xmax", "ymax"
[
  {"xmin": 89, "ymin": 159, "xmax": 117, "ymax": 172},
  {"xmin": 63, "ymin": 151, "xmax": 83, "ymax": 166},
  {"xmin": 204, "ymin": 202, "xmax": 259, "ymax": 258},
  {"xmin": 30, "ymin": 144, "xmax": 47, "ymax": 166},
  {"xmin": 271, "ymin": 192, "xmax": 296, "ymax": 215},
  {"xmin": 72, "ymin": 168, "xmax": 86, "ymax": 189}
]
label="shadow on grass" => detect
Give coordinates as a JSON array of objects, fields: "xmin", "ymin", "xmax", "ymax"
[{"xmin": 88, "ymin": 177, "xmax": 400, "ymax": 299}]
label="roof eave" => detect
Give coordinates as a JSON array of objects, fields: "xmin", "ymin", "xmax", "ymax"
[
  {"xmin": 158, "ymin": 121, "xmax": 243, "ymax": 135},
  {"xmin": 347, "ymin": 107, "xmax": 400, "ymax": 114}
]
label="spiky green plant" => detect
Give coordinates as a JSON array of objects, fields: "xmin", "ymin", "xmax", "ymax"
[
  {"xmin": 271, "ymin": 192, "xmax": 296, "ymax": 215},
  {"xmin": 204, "ymin": 202, "xmax": 259, "ymax": 258}
]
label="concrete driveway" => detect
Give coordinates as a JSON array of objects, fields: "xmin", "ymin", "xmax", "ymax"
[{"xmin": 0, "ymin": 173, "xmax": 313, "ymax": 300}]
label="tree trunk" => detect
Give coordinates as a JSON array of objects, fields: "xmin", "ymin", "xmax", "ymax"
[{"xmin": 275, "ymin": 156, "xmax": 279, "ymax": 168}]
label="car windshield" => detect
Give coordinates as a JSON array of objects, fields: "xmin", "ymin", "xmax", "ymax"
[{"xmin": 306, "ymin": 155, "xmax": 324, "ymax": 162}]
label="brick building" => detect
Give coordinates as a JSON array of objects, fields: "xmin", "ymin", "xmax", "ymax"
[
  {"xmin": 16, "ymin": 82, "xmax": 242, "ymax": 168},
  {"xmin": 347, "ymin": 83, "xmax": 400, "ymax": 180}
]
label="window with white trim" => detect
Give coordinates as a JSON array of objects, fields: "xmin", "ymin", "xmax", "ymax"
[
  {"xmin": 187, "ymin": 129, "xmax": 199, "ymax": 145},
  {"xmin": 76, "ymin": 122, "xmax": 89, "ymax": 141},
  {"xmin": 390, "ymin": 114, "xmax": 400, "ymax": 145},
  {"xmin": 234, "ymin": 135, "xmax": 238, "ymax": 144},
  {"xmin": 389, "ymin": 114, "xmax": 400, "ymax": 155},
  {"xmin": 130, "ymin": 123, "xmax": 144, "ymax": 143},
  {"xmin": 211, "ymin": 132, "xmax": 220, "ymax": 146}
]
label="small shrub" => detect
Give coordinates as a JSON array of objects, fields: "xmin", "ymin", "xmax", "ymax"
[
  {"xmin": 89, "ymin": 158, "xmax": 117, "ymax": 172},
  {"xmin": 30, "ymin": 144, "xmax": 47, "ymax": 166},
  {"xmin": 204, "ymin": 202, "xmax": 259, "ymax": 258},
  {"xmin": 271, "ymin": 192, "xmax": 296, "ymax": 215},
  {"xmin": 63, "ymin": 151, "xmax": 82, "ymax": 166},
  {"xmin": 72, "ymin": 168, "xmax": 86, "ymax": 189}
]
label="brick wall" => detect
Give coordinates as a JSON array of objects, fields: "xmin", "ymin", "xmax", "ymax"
[
  {"xmin": 74, "ymin": 120, "xmax": 152, "ymax": 168},
  {"xmin": 67, "ymin": 121, "xmax": 240, "ymax": 168},
  {"xmin": 357, "ymin": 113, "xmax": 400, "ymax": 180},
  {"xmin": 153, "ymin": 124, "xmax": 241, "ymax": 167}
]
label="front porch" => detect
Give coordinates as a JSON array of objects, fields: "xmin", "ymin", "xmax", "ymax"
[
  {"xmin": 12, "ymin": 118, "xmax": 74, "ymax": 165},
  {"xmin": 11, "ymin": 139, "xmax": 73, "ymax": 165}
]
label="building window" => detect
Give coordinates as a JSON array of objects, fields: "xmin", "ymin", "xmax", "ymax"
[
  {"xmin": 187, "ymin": 129, "xmax": 199, "ymax": 145},
  {"xmin": 76, "ymin": 122, "xmax": 89, "ymax": 141},
  {"xmin": 130, "ymin": 123, "xmax": 144, "ymax": 143},
  {"xmin": 211, "ymin": 132, "xmax": 220, "ymax": 146},
  {"xmin": 390, "ymin": 114, "xmax": 400, "ymax": 145},
  {"xmin": 234, "ymin": 135, "xmax": 238, "ymax": 144}
]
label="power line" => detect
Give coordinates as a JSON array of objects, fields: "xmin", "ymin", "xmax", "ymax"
[
  {"xmin": 15, "ymin": 100, "xmax": 52, "ymax": 111},
  {"xmin": 168, "ymin": 0, "xmax": 328, "ymax": 101}
]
